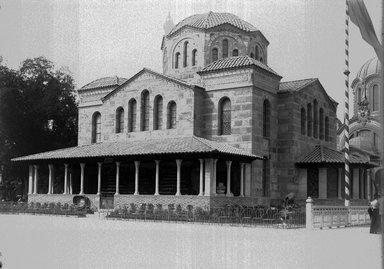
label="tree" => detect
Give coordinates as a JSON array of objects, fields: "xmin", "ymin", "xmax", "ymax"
[{"xmin": 0, "ymin": 57, "xmax": 78, "ymax": 200}]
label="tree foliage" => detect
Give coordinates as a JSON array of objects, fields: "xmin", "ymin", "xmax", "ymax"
[{"xmin": 0, "ymin": 57, "xmax": 78, "ymax": 199}]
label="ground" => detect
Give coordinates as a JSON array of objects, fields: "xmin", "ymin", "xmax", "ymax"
[{"xmin": 0, "ymin": 214, "xmax": 381, "ymax": 269}]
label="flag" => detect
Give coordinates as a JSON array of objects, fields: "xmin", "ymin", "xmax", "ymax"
[{"xmin": 347, "ymin": 0, "xmax": 382, "ymax": 59}]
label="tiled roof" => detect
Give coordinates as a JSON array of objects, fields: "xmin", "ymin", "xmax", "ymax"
[
  {"xmin": 279, "ymin": 78, "xmax": 317, "ymax": 92},
  {"xmin": 168, "ymin": 12, "xmax": 258, "ymax": 36},
  {"xmin": 12, "ymin": 136, "xmax": 262, "ymax": 162},
  {"xmin": 296, "ymin": 145, "xmax": 373, "ymax": 166},
  {"xmin": 79, "ymin": 76, "xmax": 128, "ymax": 91},
  {"xmin": 198, "ymin": 56, "xmax": 281, "ymax": 77}
]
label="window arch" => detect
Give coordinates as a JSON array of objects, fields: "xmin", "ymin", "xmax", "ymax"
[
  {"xmin": 260, "ymin": 57, "xmax": 263, "ymax": 63},
  {"xmin": 175, "ymin": 52, "xmax": 180, "ymax": 69},
  {"xmin": 357, "ymin": 88, "xmax": 362, "ymax": 104},
  {"xmin": 183, "ymin": 41, "xmax": 188, "ymax": 67},
  {"xmin": 141, "ymin": 90, "xmax": 150, "ymax": 131},
  {"xmin": 212, "ymin": 48, "xmax": 218, "ymax": 62},
  {"xmin": 255, "ymin": 45, "xmax": 259, "ymax": 60},
  {"xmin": 222, "ymin": 39, "xmax": 228, "ymax": 58},
  {"xmin": 372, "ymin": 85, "xmax": 379, "ymax": 111},
  {"xmin": 115, "ymin": 107, "xmax": 124, "ymax": 133},
  {"xmin": 325, "ymin": 116, "xmax": 330, "ymax": 141},
  {"xmin": 128, "ymin": 98, "xmax": 137, "ymax": 132},
  {"xmin": 91, "ymin": 112, "xmax": 101, "ymax": 143},
  {"xmin": 167, "ymin": 101, "xmax": 177, "ymax": 129},
  {"xmin": 153, "ymin": 95, "xmax": 163, "ymax": 130},
  {"xmin": 313, "ymin": 100, "xmax": 318, "ymax": 138},
  {"xmin": 301, "ymin": 107, "xmax": 306, "ymax": 135},
  {"xmin": 192, "ymin": 49, "xmax": 197, "ymax": 66},
  {"xmin": 263, "ymin": 99, "xmax": 271, "ymax": 138},
  {"xmin": 250, "ymin": 52, "xmax": 254, "ymax": 59},
  {"xmin": 307, "ymin": 103, "xmax": 312, "ymax": 137},
  {"xmin": 319, "ymin": 108, "xmax": 324, "ymax": 140},
  {"xmin": 219, "ymin": 97, "xmax": 231, "ymax": 135},
  {"xmin": 232, "ymin": 49, "xmax": 239, "ymax": 57}
]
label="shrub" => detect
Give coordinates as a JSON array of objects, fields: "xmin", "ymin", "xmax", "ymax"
[
  {"xmin": 147, "ymin": 203, "xmax": 154, "ymax": 214},
  {"xmin": 176, "ymin": 204, "xmax": 183, "ymax": 214},
  {"xmin": 155, "ymin": 204, "xmax": 163, "ymax": 213},
  {"xmin": 167, "ymin": 204, "xmax": 175, "ymax": 213},
  {"xmin": 129, "ymin": 203, "xmax": 137, "ymax": 213},
  {"xmin": 35, "ymin": 202, "xmax": 41, "ymax": 209},
  {"xmin": 62, "ymin": 203, "xmax": 69, "ymax": 210}
]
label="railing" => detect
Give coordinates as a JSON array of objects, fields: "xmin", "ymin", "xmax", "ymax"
[{"xmin": 106, "ymin": 204, "xmax": 306, "ymax": 229}]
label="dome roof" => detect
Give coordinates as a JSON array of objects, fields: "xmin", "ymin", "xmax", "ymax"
[
  {"xmin": 356, "ymin": 57, "xmax": 381, "ymax": 81},
  {"xmin": 79, "ymin": 76, "xmax": 127, "ymax": 91},
  {"xmin": 167, "ymin": 12, "xmax": 258, "ymax": 36}
]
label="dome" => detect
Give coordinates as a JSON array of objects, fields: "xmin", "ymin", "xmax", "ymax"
[
  {"xmin": 356, "ymin": 57, "xmax": 381, "ymax": 81},
  {"xmin": 350, "ymin": 136, "xmax": 378, "ymax": 155},
  {"xmin": 79, "ymin": 76, "xmax": 128, "ymax": 91},
  {"xmin": 167, "ymin": 12, "xmax": 258, "ymax": 37}
]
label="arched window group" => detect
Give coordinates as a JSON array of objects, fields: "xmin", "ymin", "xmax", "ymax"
[
  {"xmin": 174, "ymin": 41, "xmax": 198, "ymax": 69},
  {"xmin": 222, "ymin": 39, "xmax": 228, "ymax": 58},
  {"xmin": 91, "ymin": 112, "xmax": 101, "ymax": 143},
  {"xmin": 167, "ymin": 101, "xmax": 177, "ymax": 129},
  {"xmin": 219, "ymin": 97, "xmax": 231, "ymax": 135},
  {"xmin": 301, "ymin": 101, "xmax": 331, "ymax": 141},
  {"xmin": 141, "ymin": 90, "xmax": 150, "ymax": 131},
  {"xmin": 115, "ymin": 107, "xmax": 124, "ymax": 133},
  {"xmin": 153, "ymin": 95, "xmax": 163, "ymax": 130},
  {"xmin": 128, "ymin": 98, "xmax": 137, "ymax": 132}
]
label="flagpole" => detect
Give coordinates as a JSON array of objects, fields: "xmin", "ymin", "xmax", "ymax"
[{"xmin": 344, "ymin": 0, "xmax": 351, "ymax": 208}]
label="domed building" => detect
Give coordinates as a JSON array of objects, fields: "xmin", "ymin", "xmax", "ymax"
[
  {"xmin": 13, "ymin": 12, "xmax": 373, "ymax": 210},
  {"xmin": 338, "ymin": 57, "xmax": 382, "ymax": 198}
]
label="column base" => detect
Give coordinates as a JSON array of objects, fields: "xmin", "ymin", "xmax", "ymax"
[
  {"xmin": 175, "ymin": 192, "xmax": 181, "ymax": 196},
  {"xmin": 198, "ymin": 193, "xmax": 204, "ymax": 196},
  {"xmin": 134, "ymin": 192, "xmax": 139, "ymax": 195}
]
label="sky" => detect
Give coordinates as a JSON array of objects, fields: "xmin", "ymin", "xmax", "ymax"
[{"xmin": 0, "ymin": 0, "xmax": 382, "ymax": 119}]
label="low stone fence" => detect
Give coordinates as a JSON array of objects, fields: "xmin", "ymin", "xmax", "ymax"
[{"xmin": 306, "ymin": 197, "xmax": 370, "ymax": 229}]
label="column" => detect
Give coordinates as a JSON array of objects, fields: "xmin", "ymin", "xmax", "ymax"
[
  {"xmin": 212, "ymin": 159, "xmax": 217, "ymax": 195},
  {"xmin": 353, "ymin": 168, "xmax": 359, "ymax": 199},
  {"xmin": 48, "ymin": 164, "xmax": 53, "ymax": 194},
  {"xmin": 134, "ymin": 161, "xmax": 140, "ymax": 195},
  {"xmin": 115, "ymin": 162, "xmax": 120, "ymax": 195},
  {"xmin": 226, "ymin": 161, "xmax": 232, "ymax": 197},
  {"xmin": 318, "ymin": 168, "xmax": 327, "ymax": 199},
  {"xmin": 33, "ymin": 165, "xmax": 39, "ymax": 194},
  {"xmin": 198, "ymin": 159, "xmax": 204, "ymax": 196},
  {"xmin": 338, "ymin": 168, "xmax": 342, "ymax": 199},
  {"xmin": 80, "ymin": 163, "xmax": 85, "ymax": 195},
  {"xmin": 367, "ymin": 170, "xmax": 371, "ymax": 200},
  {"xmin": 244, "ymin": 163, "xmax": 251, "ymax": 197},
  {"xmin": 97, "ymin": 162, "xmax": 102, "ymax": 195},
  {"xmin": 176, "ymin": 159, "xmax": 182, "ymax": 196},
  {"xmin": 63, "ymin": 164, "xmax": 68, "ymax": 194},
  {"xmin": 28, "ymin": 165, "xmax": 33, "ymax": 194},
  {"xmin": 240, "ymin": 163, "xmax": 245, "ymax": 197},
  {"xmin": 69, "ymin": 171, "xmax": 73, "ymax": 194},
  {"xmin": 154, "ymin": 160, "xmax": 160, "ymax": 196}
]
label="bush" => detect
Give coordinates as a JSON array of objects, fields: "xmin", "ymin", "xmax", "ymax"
[
  {"xmin": 147, "ymin": 203, "xmax": 154, "ymax": 214},
  {"xmin": 155, "ymin": 204, "xmax": 163, "ymax": 213},
  {"xmin": 129, "ymin": 203, "xmax": 137, "ymax": 213},
  {"xmin": 167, "ymin": 204, "xmax": 175, "ymax": 213}
]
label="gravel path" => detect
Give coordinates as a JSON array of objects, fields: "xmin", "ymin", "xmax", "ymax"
[{"xmin": 0, "ymin": 214, "xmax": 381, "ymax": 269}]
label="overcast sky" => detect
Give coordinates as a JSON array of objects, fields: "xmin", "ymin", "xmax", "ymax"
[{"xmin": 0, "ymin": 0, "xmax": 382, "ymax": 119}]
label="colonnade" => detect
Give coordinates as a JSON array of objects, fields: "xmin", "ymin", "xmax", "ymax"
[{"xmin": 27, "ymin": 158, "xmax": 248, "ymax": 197}]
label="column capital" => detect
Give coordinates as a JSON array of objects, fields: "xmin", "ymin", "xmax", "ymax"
[
  {"xmin": 176, "ymin": 159, "xmax": 183, "ymax": 165},
  {"xmin": 48, "ymin": 164, "xmax": 54, "ymax": 169},
  {"xmin": 116, "ymin": 161, "xmax": 120, "ymax": 166},
  {"xmin": 226, "ymin": 160, "xmax": 232, "ymax": 167},
  {"xmin": 97, "ymin": 162, "xmax": 102, "ymax": 166},
  {"xmin": 80, "ymin": 163, "xmax": 86, "ymax": 168},
  {"xmin": 34, "ymin": 164, "xmax": 39, "ymax": 169},
  {"xmin": 155, "ymin": 160, "xmax": 160, "ymax": 165},
  {"xmin": 134, "ymin": 161, "xmax": 140, "ymax": 166},
  {"xmin": 64, "ymin": 163, "xmax": 69, "ymax": 168},
  {"xmin": 240, "ymin": 162, "xmax": 245, "ymax": 168}
]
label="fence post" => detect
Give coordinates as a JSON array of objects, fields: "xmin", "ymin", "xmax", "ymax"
[{"xmin": 306, "ymin": 197, "xmax": 314, "ymax": 230}]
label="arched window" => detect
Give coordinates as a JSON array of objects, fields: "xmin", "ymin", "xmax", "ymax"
[
  {"xmin": 260, "ymin": 57, "xmax": 263, "ymax": 63},
  {"xmin": 192, "ymin": 49, "xmax": 197, "ymax": 66},
  {"xmin": 115, "ymin": 107, "xmax": 124, "ymax": 133},
  {"xmin": 222, "ymin": 39, "xmax": 228, "ymax": 58},
  {"xmin": 301, "ymin": 108, "xmax": 306, "ymax": 135},
  {"xmin": 313, "ymin": 100, "xmax": 318, "ymax": 138},
  {"xmin": 183, "ymin": 41, "xmax": 188, "ymax": 67},
  {"xmin": 175, "ymin": 52, "xmax": 180, "ymax": 69},
  {"xmin": 128, "ymin": 99, "xmax": 137, "ymax": 132},
  {"xmin": 319, "ymin": 108, "xmax": 324, "ymax": 140},
  {"xmin": 232, "ymin": 49, "xmax": 239, "ymax": 57},
  {"xmin": 141, "ymin": 90, "xmax": 150, "ymax": 131},
  {"xmin": 153, "ymin": 95, "xmax": 163, "ymax": 130},
  {"xmin": 219, "ymin": 98, "xmax": 231, "ymax": 135},
  {"xmin": 250, "ymin": 52, "xmax": 254, "ymax": 58},
  {"xmin": 212, "ymin": 48, "xmax": 218, "ymax": 62},
  {"xmin": 255, "ymin": 45, "xmax": 259, "ymax": 60},
  {"xmin": 167, "ymin": 101, "xmax": 177, "ymax": 129},
  {"xmin": 357, "ymin": 88, "xmax": 362, "ymax": 104},
  {"xmin": 372, "ymin": 85, "xmax": 379, "ymax": 111},
  {"xmin": 325, "ymin": 117, "xmax": 330, "ymax": 141},
  {"xmin": 263, "ymin": 99, "xmax": 271, "ymax": 138},
  {"xmin": 307, "ymin": 103, "xmax": 312, "ymax": 137},
  {"xmin": 91, "ymin": 112, "xmax": 101, "ymax": 143}
]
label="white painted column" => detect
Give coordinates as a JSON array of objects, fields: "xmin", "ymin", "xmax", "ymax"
[
  {"xmin": 353, "ymin": 168, "xmax": 359, "ymax": 199},
  {"xmin": 244, "ymin": 163, "xmax": 252, "ymax": 197},
  {"xmin": 51, "ymin": 165, "xmax": 55, "ymax": 194},
  {"xmin": 33, "ymin": 165, "xmax": 39, "ymax": 194},
  {"xmin": 80, "ymin": 163, "xmax": 85, "ymax": 195},
  {"xmin": 212, "ymin": 159, "xmax": 218, "ymax": 195},
  {"xmin": 28, "ymin": 165, "xmax": 33, "ymax": 194},
  {"xmin": 204, "ymin": 159, "xmax": 213, "ymax": 196},
  {"xmin": 367, "ymin": 170, "xmax": 371, "ymax": 200},
  {"xmin": 48, "ymin": 164, "xmax": 53, "ymax": 194},
  {"xmin": 69, "ymin": 171, "xmax": 73, "ymax": 194},
  {"xmin": 240, "ymin": 163, "xmax": 245, "ymax": 197},
  {"xmin": 63, "ymin": 164, "xmax": 68, "ymax": 194},
  {"xmin": 226, "ymin": 161, "xmax": 232, "ymax": 197},
  {"xmin": 134, "ymin": 161, "xmax": 140, "ymax": 195},
  {"xmin": 176, "ymin": 159, "xmax": 182, "ymax": 196},
  {"xmin": 97, "ymin": 162, "xmax": 102, "ymax": 195},
  {"xmin": 318, "ymin": 168, "xmax": 327, "ymax": 199},
  {"xmin": 115, "ymin": 162, "xmax": 120, "ymax": 195},
  {"xmin": 198, "ymin": 159, "xmax": 204, "ymax": 196},
  {"xmin": 154, "ymin": 160, "xmax": 160, "ymax": 195},
  {"xmin": 338, "ymin": 168, "xmax": 342, "ymax": 199}
]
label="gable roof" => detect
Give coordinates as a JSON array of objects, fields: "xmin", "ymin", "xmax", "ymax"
[
  {"xmin": 296, "ymin": 145, "xmax": 375, "ymax": 167},
  {"xmin": 102, "ymin": 68, "xmax": 204, "ymax": 101},
  {"xmin": 198, "ymin": 56, "xmax": 281, "ymax": 78},
  {"xmin": 12, "ymin": 136, "xmax": 262, "ymax": 162},
  {"xmin": 79, "ymin": 76, "xmax": 128, "ymax": 91}
]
